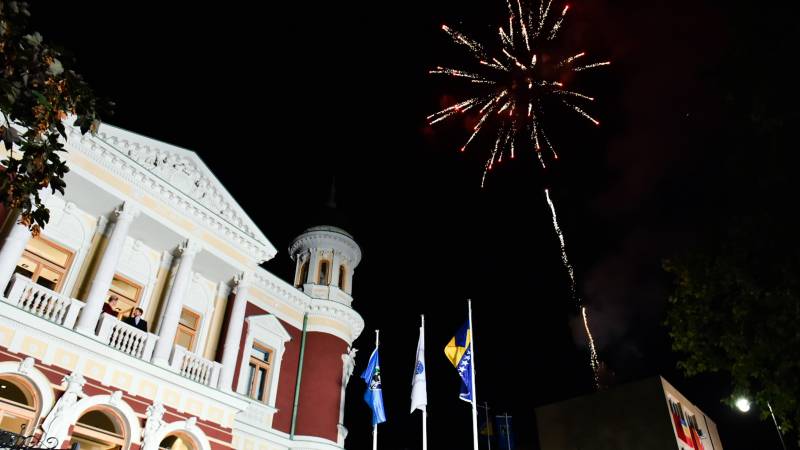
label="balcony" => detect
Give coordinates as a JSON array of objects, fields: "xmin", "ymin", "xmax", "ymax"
[
  {"xmin": 2, "ymin": 274, "xmax": 223, "ymax": 390},
  {"xmin": 301, "ymin": 283, "xmax": 353, "ymax": 306}
]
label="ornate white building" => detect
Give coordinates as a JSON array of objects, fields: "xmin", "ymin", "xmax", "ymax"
[{"xmin": 0, "ymin": 123, "xmax": 364, "ymax": 450}]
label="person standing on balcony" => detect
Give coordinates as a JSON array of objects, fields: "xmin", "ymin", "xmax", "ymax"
[
  {"xmin": 123, "ymin": 307, "xmax": 148, "ymax": 332},
  {"xmin": 102, "ymin": 296, "xmax": 120, "ymax": 317}
]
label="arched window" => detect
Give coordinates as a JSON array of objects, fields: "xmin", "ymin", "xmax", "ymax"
[
  {"xmin": 338, "ymin": 265, "xmax": 346, "ymax": 290},
  {"xmin": 297, "ymin": 261, "xmax": 309, "ymax": 287},
  {"xmin": 318, "ymin": 260, "xmax": 329, "ymax": 285},
  {"xmin": 159, "ymin": 432, "xmax": 198, "ymax": 450},
  {"xmin": 0, "ymin": 375, "xmax": 38, "ymax": 435},
  {"xmin": 70, "ymin": 408, "xmax": 126, "ymax": 450}
]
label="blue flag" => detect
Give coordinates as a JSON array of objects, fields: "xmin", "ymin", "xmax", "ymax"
[
  {"xmin": 360, "ymin": 348, "xmax": 387, "ymax": 425},
  {"xmin": 444, "ymin": 321, "xmax": 473, "ymax": 402},
  {"xmin": 495, "ymin": 414, "xmax": 515, "ymax": 450}
]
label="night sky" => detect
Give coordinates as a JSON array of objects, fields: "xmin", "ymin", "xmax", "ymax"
[{"xmin": 29, "ymin": 1, "xmax": 793, "ymax": 449}]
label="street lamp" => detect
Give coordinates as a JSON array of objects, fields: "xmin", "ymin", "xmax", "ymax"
[
  {"xmin": 735, "ymin": 397, "xmax": 786, "ymax": 450},
  {"xmin": 735, "ymin": 397, "xmax": 751, "ymax": 413}
]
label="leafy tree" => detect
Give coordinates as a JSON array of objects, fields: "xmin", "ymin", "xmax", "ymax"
[
  {"xmin": 664, "ymin": 236, "xmax": 800, "ymax": 434},
  {"xmin": 0, "ymin": 1, "xmax": 109, "ymax": 233}
]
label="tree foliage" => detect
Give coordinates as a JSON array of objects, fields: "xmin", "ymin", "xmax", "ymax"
[
  {"xmin": 663, "ymin": 4, "xmax": 800, "ymax": 433},
  {"xmin": 664, "ymin": 234, "xmax": 800, "ymax": 433},
  {"xmin": 0, "ymin": 1, "xmax": 109, "ymax": 233}
]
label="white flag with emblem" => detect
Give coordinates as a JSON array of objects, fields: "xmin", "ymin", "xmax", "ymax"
[{"xmin": 410, "ymin": 321, "xmax": 427, "ymax": 413}]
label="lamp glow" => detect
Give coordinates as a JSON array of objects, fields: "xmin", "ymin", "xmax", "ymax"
[{"xmin": 735, "ymin": 397, "xmax": 751, "ymax": 413}]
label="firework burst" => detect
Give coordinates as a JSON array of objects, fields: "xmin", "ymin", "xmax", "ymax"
[
  {"xmin": 430, "ymin": 0, "xmax": 609, "ymax": 388},
  {"xmin": 428, "ymin": 0, "xmax": 609, "ymax": 186}
]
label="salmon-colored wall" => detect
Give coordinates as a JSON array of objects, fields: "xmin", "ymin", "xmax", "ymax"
[
  {"xmin": 226, "ymin": 301, "xmax": 346, "ymax": 441},
  {"xmin": 0, "ymin": 349, "xmax": 235, "ymax": 449},
  {"xmin": 294, "ymin": 332, "xmax": 347, "ymax": 441}
]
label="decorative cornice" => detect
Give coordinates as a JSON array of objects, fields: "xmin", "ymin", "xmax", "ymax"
[
  {"xmin": 288, "ymin": 229, "xmax": 362, "ymax": 267},
  {"xmin": 178, "ymin": 238, "xmax": 203, "ymax": 257},
  {"xmin": 114, "ymin": 200, "xmax": 141, "ymax": 224},
  {"xmin": 252, "ymin": 268, "xmax": 364, "ymax": 342},
  {"xmin": 67, "ymin": 124, "xmax": 277, "ymax": 263}
]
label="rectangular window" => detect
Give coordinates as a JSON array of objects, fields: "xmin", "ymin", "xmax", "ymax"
[
  {"xmin": 247, "ymin": 342, "xmax": 273, "ymax": 403},
  {"xmin": 107, "ymin": 274, "xmax": 142, "ymax": 319},
  {"xmin": 13, "ymin": 236, "xmax": 73, "ymax": 292},
  {"xmin": 174, "ymin": 308, "xmax": 200, "ymax": 351}
]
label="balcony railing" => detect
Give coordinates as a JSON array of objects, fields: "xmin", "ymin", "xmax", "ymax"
[
  {"xmin": 170, "ymin": 345, "xmax": 222, "ymax": 388},
  {"xmin": 2, "ymin": 274, "xmax": 224, "ymax": 390},
  {"xmin": 4, "ymin": 274, "xmax": 85, "ymax": 328},
  {"xmin": 95, "ymin": 313, "xmax": 159, "ymax": 360}
]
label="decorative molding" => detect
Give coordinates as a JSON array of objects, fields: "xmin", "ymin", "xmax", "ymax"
[
  {"xmin": 142, "ymin": 401, "xmax": 166, "ymax": 450},
  {"xmin": 236, "ymin": 314, "xmax": 291, "ymax": 405},
  {"xmin": 341, "ymin": 347, "xmax": 357, "ymax": 388},
  {"xmin": 69, "ymin": 124, "xmax": 276, "ymax": 263},
  {"xmin": 41, "ymin": 371, "xmax": 86, "ymax": 444},
  {"xmin": 178, "ymin": 238, "xmax": 203, "ymax": 257},
  {"xmin": 289, "ymin": 229, "xmax": 362, "ymax": 268},
  {"xmin": 0, "ymin": 359, "xmax": 55, "ymax": 427},
  {"xmin": 233, "ymin": 271, "xmax": 252, "ymax": 293},
  {"xmin": 141, "ymin": 414, "xmax": 211, "ymax": 450},
  {"xmin": 17, "ymin": 356, "xmax": 34, "ymax": 375},
  {"xmin": 114, "ymin": 201, "xmax": 141, "ymax": 224},
  {"xmin": 252, "ymin": 268, "xmax": 364, "ymax": 343}
]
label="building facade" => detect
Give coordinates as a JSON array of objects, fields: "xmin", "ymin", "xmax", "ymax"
[
  {"xmin": 0, "ymin": 123, "xmax": 364, "ymax": 449},
  {"xmin": 536, "ymin": 376, "xmax": 723, "ymax": 450}
]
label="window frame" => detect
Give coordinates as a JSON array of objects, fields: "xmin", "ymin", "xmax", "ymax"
[
  {"xmin": 235, "ymin": 315, "xmax": 291, "ymax": 407},
  {"xmin": 107, "ymin": 273, "xmax": 143, "ymax": 320},
  {"xmin": 296, "ymin": 260, "xmax": 309, "ymax": 287},
  {"xmin": 246, "ymin": 342, "xmax": 273, "ymax": 403},
  {"xmin": 14, "ymin": 236, "xmax": 74, "ymax": 293},
  {"xmin": 0, "ymin": 375, "xmax": 39, "ymax": 436},
  {"xmin": 338, "ymin": 265, "xmax": 346, "ymax": 290},
  {"xmin": 174, "ymin": 307, "xmax": 201, "ymax": 352},
  {"xmin": 317, "ymin": 260, "xmax": 330, "ymax": 285}
]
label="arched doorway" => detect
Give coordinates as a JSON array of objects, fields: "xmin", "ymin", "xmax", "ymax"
[
  {"xmin": 159, "ymin": 432, "xmax": 198, "ymax": 450},
  {"xmin": 0, "ymin": 375, "xmax": 38, "ymax": 435},
  {"xmin": 69, "ymin": 408, "xmax": 126, "ymax": 450}
]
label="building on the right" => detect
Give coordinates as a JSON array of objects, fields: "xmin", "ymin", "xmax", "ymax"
[{"xmin": 536, "ymin": 376, "xmax": 723, "ymax": 450}]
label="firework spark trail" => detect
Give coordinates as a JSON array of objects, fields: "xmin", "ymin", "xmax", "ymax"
[
  {"xmin": 574, "ymin": 61, "xmax": 612, "ymax": 72},
  {"xmin": 548, "ymin": 188, "xmax": 602, "ymax": 385},
  {"xmin": 563, "ymin": 101, "xmax": 601, "ymax": 125},
  {"xmin": 431, "ymin": 0, "xmax": 609, "ymax": 388},
  {"xmin": 544, "ymin": 188, "xmax": 577, "ymax": 299},
  {"xmin": 548, "ymin": 5, "xmax": 569, "ymax": 40},
  {"xmin": 441, "ymin": 25, "xmax": 486, "ymax": 59},
  {"xmin": 555, "ymin": 89, "xmax": 595, "ymax": 101},
  {"xmin": 582, "ymin": 306, "xmax": 601, "ymax": 388}
]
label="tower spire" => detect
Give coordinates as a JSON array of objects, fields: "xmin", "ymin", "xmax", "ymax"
[{"xmin": 326, "ymin": 176, "xmax": 337, "ymax": 209}]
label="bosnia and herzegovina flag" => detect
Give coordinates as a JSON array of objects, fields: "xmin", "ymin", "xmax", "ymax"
[{"xmin": 444, "ymin": 321, "xmax": 474, "ymax": 402}]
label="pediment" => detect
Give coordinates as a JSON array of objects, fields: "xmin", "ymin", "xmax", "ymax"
[{"xmin": 83, "ymin": 124, "xmax": 276, "ymax": 262}]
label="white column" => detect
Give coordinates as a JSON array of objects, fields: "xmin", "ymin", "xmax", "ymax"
[
  {"xmin": 331, "ymin": 252, "xmax": 342, "ymax": 287},
  {"xmin": 345, "ymin": 268, "xmax": 354, "ymax": 294},
  {"xmin": 307, "ymin": 250, "xmax": 320, "ymax": 284},
  {"xmin": 151, "ymin": 239, "xmax": 202, "ymax": 366},
  {"xmin": 218, "ymin": 272, "xmax": 250, "ymax": 391},
  {"xmin": 75, "ymin": 202, "xmax": 140, "ymax": 335},
  {"xmin": 0, "ymin": 213, "xmax": 34, "ymax": 294}
]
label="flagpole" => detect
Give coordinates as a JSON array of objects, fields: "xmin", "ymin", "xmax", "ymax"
[
  {"xmin": 481, "ymin": 402, "xmax": 492, "ymax": 450},
  {"xmin": 421, "ymin": 314, "xmax": 428, "ymax": 450},
  {"xmin": 373, "ymin": 329, "xmax": 379, "ymax": 450},
  {"xmin": 468, "ymin": 299, "xmax": 479, "ymax": 450},
  {"xmin": 503, "ymin": 413, "xmax": 511, "ymax": 450}
]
